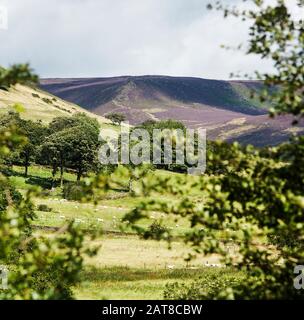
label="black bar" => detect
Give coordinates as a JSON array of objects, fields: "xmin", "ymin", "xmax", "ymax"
[{"xmin": 0, "ymin": 300, "xmax": 297, "ymax": 319}]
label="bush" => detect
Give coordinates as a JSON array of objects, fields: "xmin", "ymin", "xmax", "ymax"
[
  {"xmin": 63, "ymin": 182, "xmax": 85, "ymax": 201},
  {"xmin": 37, "ymin": 204, "xmax": 52, "ymax": 212},
  {"xmin": 164, "ymin": 271, "xmax": 244, "ymax": 300},
  {"xmin": 32, "ymin": 267, "xmax": 73, "ymax": 300},
  {"xmin": 42, "ymin": 97, "xmax": 53, "ymax": 104},
  {"xmin": 105, "ymin": 112, "xmax": 126, "ymax": 125},
  {"xmin": 143, "ymin": 221, "xmax": 169, "ymax": 240},
  {"xmin": 0, "ymin": 181, "xmax": 22, "ymax": 211}
]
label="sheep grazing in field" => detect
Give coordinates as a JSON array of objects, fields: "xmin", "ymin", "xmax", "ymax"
[
  {"xmin": 167, "ymin": 265, "xmax": 175, "ymax": 270},
  {"xmin": 211, "ymin": 263, "xmax": 221, "ymax": 267},
  {"xmin": 204, "ymin": 262, "xmax": 222, "ymax": 268}
]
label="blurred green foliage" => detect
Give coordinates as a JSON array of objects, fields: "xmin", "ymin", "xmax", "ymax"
[{"xmin": 0, "ymin": 65, "xmax": 99, "ymax": 300}]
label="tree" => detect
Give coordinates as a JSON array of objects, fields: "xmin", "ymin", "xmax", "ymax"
[
  {"xmin": 0, "ymin": 64, "xmax": 38, "ymax": 91},
  {"xmin": 105, "ymin": 112, "xmax": 126, "ymax": 125},
  {"xmin": 0, "ymin": 112, "xmax": 48, "ymax": 176},
  {"xmin": 19, "ymin": 119, "xmax": 47, "ymax": 177},
  {"xmin": 39, "ymin": 113, "xmax": 101, "ymax": 184},
  {"xmin": 135, "ymin": 119, "xmax": 188, "ymax": 172},
  {"xmin": 49, "ymin": 113, "xmax": 100, "ymax": 134},
  {"xmin": 39, "ymin": 132, "xmax": 70, "ymax": 188}
]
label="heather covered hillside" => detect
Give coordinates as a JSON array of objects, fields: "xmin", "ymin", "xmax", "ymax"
[
  {"xmin": 40, "ymin": 76, "xmax": 266, "ymax": 116},
  {"xmin": 40, "ymin": 76, "xmax": 303, "ymax": 146}
]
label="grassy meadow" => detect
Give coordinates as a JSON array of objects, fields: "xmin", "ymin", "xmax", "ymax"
[{"xmin": 7, "ymin": 164, "xmax": 242, "ymax": 300}]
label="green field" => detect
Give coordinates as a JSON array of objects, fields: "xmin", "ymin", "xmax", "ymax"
[
  {"xmin": 75, "ymin": 265, "xmax": 240, "ymax": 300},
  {"xmin": 7, "ymin": 164, "xmax": 242, "ymax": 299}
]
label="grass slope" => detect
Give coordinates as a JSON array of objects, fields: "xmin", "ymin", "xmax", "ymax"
[{"xmin": 0, "ymin": 83, "xmax": 110, "ymax": 125}]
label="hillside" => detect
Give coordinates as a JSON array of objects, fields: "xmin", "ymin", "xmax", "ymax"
[
  {"xmin": 40, "ymin": 75, "xmax": 303, "ymax": 146},
  {"xmin": 0, "ymin": 83, "xmax": 110, "ymax": 125}
]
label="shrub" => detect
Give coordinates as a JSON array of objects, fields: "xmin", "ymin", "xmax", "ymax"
[
  {"xmin": 63, "ymin": 182, "xmax": 85, "ymax": 201},
  {"xmin": 32, "ymin": 266, "xmax": 73, "ymax": 300},
  {"xmin": 105, "ymin": 112, "xmax": 126, "ymax": 125},
  {"xmin": 0, "ymin": 181, "xmax": 22, "ymax": 211},
  {"xmin": 144, "ymin": 221, "xmax": 169, "ymax": 240},
  {"xmin": 42, "ymin": 97, "xmax": 53, "ymax": 104},
  {"xmin": 164, "ymin": 271, "xmax": 244, "ymax": 300},
  {"xmin": 37, "ymin": 204, "xmax": 52, "ymax": 212}
]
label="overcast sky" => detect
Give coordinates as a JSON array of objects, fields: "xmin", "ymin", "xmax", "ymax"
[{"xmin": 0, "ymin": 0, "xmax": 301, "ymax": 79}]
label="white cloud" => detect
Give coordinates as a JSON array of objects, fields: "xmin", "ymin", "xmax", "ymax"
[{"xmin": 0, "ymin": 0, "xmax": 300, "ymax": 79}]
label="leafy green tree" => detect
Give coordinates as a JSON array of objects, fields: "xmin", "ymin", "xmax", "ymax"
[
  {"xmin": 18, "ymin": 119, "xmax": 47, "ymax": 177},
  {"xmin": 0, "ymin": 64, "xmax": 38, "ymax": 90},
  {"xmin": 39, "ymin": 132, "xmax": 70, "ymax": 187},
  {"xmin": 0, "ymin": 112, "xmax": 48, "ymax": 176},
  {"xmin": 49, "ymin": 113, "xmax": 100, "ymax": 134},
  {"xmin": 68, "ymin": 126, "xmax": 100, "ymax": 181},
  {"xmin": 39, "ymin": 113, "xmax": 101, "ymax": 184},
  {"xmin": 105, "ymin": 112, "xmax": 126, "ymax": 125}
]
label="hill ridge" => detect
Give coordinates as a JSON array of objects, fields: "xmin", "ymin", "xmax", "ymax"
[{"xmin": 40, "ymin": 75, "xmax": 303, "ymax": 146}]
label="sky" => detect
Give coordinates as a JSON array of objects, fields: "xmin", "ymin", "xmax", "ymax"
[{"xmin": 0, "ymin": 0, "xmax": 300, "ymax": 79}]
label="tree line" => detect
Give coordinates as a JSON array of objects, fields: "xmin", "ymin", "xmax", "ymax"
[{"xmin": 0, "ymin": 112, "xmax": 101, "ymax": 186}]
